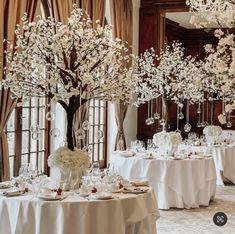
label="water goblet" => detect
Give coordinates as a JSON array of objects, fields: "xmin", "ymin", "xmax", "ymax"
[{"xmin": 91, "ymin": 162, "xmax": 100, "ymax": 176}]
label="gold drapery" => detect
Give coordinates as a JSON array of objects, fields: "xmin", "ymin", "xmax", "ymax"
[
  {"xmin": 0, "ymin": 0, "xmax": 40, "ymax": 181},
  {"xmin": 110, "ymin": 0, "xmax": 133, "ymax": 150},
  {"xmin": 49, "ymin": 0, "xmax": 105, "ymax": 27}
]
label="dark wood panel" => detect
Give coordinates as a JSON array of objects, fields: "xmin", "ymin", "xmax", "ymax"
[{"xmin": 138, "ymin": 0, "xmax": 235, "ymax": 141}]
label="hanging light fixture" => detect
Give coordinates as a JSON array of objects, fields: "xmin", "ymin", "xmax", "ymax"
[{"xmin": 186, "ymin": 0, "xmax": 235, "ymax": 28}]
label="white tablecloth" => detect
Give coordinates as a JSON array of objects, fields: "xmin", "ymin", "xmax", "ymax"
[
  {"xmin": 110, "ymin": 154, "xmax": 216, "ymax": 209},
  {"xmin": 179, "ymin": 144, "xmax": 235, "ymax": 185},
  {"xmin": 0, "ymin": 189, "xmax": 159, "ymax": 234}
]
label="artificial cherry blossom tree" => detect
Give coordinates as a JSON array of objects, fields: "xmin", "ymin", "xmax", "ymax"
[
  {"xmin": 0, "ymin": 6, "xmax": 137, "ymax": 151},
  {"xmin": 135, "ymin": 42, "xmax": 205, "ymax": 123},
  {"xmin": 204, "ymin": 29, "xmax": 235, "ymax": 117}
]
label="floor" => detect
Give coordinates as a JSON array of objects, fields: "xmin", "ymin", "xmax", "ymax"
[{"xmin": 157, "ymin": 185, "xmax": 235, "ymax": 234}]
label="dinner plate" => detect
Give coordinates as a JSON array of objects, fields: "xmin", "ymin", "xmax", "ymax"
[
  {"xmin": 123, "ymin": 188, "xmax": 149, "ymax": 194},
  {"xmin": 38, "ymin": 194, "xmax": 63, "ymax": 201},
  {"xmin": 78, "ymin": 192, "xmax": 90, "ymax": 197},
  {"xmin": 92, "ymin": 194, "xmax": 114, "ymax": 200},
  {"xmin": 201, "ymin": 154, "xmax": 212, "ymax": 157},
  {"xmin": 190, "ymin": 155, "xmax": 204, "ymax": 159}
]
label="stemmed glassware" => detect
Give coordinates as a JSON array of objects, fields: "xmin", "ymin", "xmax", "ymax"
[{"xmin": 91, "ymin": 162, "xmax": 100, "ymax": 176}]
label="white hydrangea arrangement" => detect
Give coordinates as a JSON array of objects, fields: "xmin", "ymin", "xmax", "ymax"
[
  {"xmin": 153, "ymin": 131, "xmax": 182, "ymax": 156},
  {"xmin": 48, "ymin": 147, "xmax": 90, "ymax": 171},
  {"xmin": 203, "ymin": 125, "xmax": 222, "ymax": 144},
  {"xmin": 153, "ymin": 131, "xmax": 182, "ymax": 146}
]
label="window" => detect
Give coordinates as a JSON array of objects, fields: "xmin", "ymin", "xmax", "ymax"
[
  {"xmin": 6, "ymin": 97, "xmax": 50, "ymax": 178},
  {"xmin": 88, "ymin": 99, "xmax": 107, "ymax": 168}
]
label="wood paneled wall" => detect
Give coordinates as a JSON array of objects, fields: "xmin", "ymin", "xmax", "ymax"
[{"xmin": 137, "ymin": 0, "xmax": 235, "ymax": 141}]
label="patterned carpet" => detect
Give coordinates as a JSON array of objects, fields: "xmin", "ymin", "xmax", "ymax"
[{"xmin": 157, "ymin": 185, "xmax": 235, "ymax": 234}]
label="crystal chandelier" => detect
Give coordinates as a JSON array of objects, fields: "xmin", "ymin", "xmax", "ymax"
[{"xmin": 186, "ymin": 0, "xmax": 235, "ymax": 28}]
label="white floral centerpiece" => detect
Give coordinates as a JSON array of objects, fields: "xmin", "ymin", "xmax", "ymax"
[
  {"xmin": 153, "ymin": 131, "xmax": 182, "ymax": 156},
  {"xmin": 203, "ymin": 125, "xmax": 222, "ymax": 145},
  {"xmin": 48, "ymin": 147, "xmax": 90, "ymax": 172}
]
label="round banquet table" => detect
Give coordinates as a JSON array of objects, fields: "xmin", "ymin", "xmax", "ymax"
[
  {"xmin": 179, "ymin": 144, "xmax": 235, "ymax": 185},
  {"xmin": 0, "ymin": 189, "xmax": 159, "ymax": 234},
  {"xmin": 110, "ymin": 153, "xmax": 216, "ymax": 210}
]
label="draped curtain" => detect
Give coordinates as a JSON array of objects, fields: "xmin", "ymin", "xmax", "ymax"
[
  {"xmin": 0, "ymin": 0, "xmax": 40, "ymax": 182},
  {"xmin": 49, "ymin": 0, "xmax": 105, "ymax": 27},
  {"xmin": 110, "ymin": 0, "xmax": 133, "ymax": 150},
  {"xmin": 41, "ymin": 0, "xmax": 105, "ymax": 149}
]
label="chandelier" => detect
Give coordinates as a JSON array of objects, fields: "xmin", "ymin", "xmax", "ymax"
[{"xmin": 186, "ymin": 0, "xmax": 235, "ymax": 28}]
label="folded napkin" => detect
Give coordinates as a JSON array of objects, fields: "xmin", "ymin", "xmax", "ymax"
[
  {"xmin": 0, "ymin": 183, "xmax": 11, "ymax": 190},
  {"xmin": 123, "ymin": 187, "xmax": 149, "ymax": 194},
  {"xmin": 130, "ymin": 180, "xmax": 149, "ymax": 186},
  {"xmin": 3, "ymin": 189, "xmax": 22, "ymax": 197},
  {"xmin": 190, "ymin": 155, "xmax": 204, "ymax": 159},
  {"xmin": 118, "ymin": 151, "xmax": 135, "ymax": 157}
]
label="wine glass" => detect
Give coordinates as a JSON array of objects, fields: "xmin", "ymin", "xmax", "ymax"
[{"xmin": 91, "ymin": 162, "xmax": 100, "ymax": 176}]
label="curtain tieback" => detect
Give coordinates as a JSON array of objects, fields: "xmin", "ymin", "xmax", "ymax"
[{"xmin": 0, "ymin": 131, "xmax": 5, "ymax": 138}]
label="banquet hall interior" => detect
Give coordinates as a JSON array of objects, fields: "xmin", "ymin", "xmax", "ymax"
[{"xmin": 0, "ymin": 0, "xmax": 235, "ymax": 234}]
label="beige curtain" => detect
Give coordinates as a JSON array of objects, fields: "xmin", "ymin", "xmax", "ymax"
[
  {"xmin": 110, "ymin": 0, "xmax": 133, "ymax": 150},
  {"xmin": 42, "ymin": 0, "xmax": 106, "ymax": 149},
  {"xmin": 50, "ymin": 0, "xmax": 105, "ymax": 27},
  {"xmin": 114, "ymin": 104, "xmax": 128, "ymax": 150},
  {"xmin": 0, "ymin": 0, "xmax": 40, "ymax": 181}
]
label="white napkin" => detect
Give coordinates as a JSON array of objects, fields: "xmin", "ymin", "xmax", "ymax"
[
  {"xmin": 3, "ymin": 188, "xmax": 22, "ymax": 197},
  {"xmin": 130, "ymin": 180, "xmax": 149, "ymax": 186}
]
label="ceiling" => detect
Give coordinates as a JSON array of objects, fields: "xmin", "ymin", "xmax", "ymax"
[{"xmin": 165, "ymin": 12, "xmax": 223, "ymax": 29}]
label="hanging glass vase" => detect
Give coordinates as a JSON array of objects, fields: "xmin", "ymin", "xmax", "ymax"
[
  {"xmin": 145, "ymin": 100, "xmax": 154, "ymax": 125},
  {"xmin": 154, "ymin": 97, "xmax": 160, "ymax": 120},
  {"xmin": 201, "ymin": 100, "xmax": 206, "ymax": 127},
  {"xmin": 227, "ymin": 113, "xmax": 232, "ymax": 128},
  {"xmin": 196, "ymin": 102, "xmax": 202, "ymax": 127},
  {"xmin": 176, "ymin": 104, "xmax": 181, "ymax": 133},
  {"xmin": 184, "ymin": 100, "xmax": 191, "ymax": 133}
]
